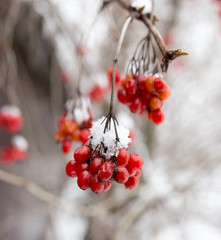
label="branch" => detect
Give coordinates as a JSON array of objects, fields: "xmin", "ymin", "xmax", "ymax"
[
  {"xmin": 0, "ymin": 168, "xmax": 99, "ymax": 217},
  {"xmin": 113, "ymin": 0, "xmax": 189, "ymax": 72}
]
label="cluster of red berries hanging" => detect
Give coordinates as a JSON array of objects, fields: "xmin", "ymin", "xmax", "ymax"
[
  {"xmin": 117, "ymin": 74, "xmax": 171, "ymax": 124},
  {"xmin": 1, "ymin": 135, "xmax": 28, "ymax": 164},
  {"xmin": 55, "ymin": 95, "xmax": 93, "ymax": 154},
  {"xmin": 0, "ymin": 105, "xmax": 23, "ymax": 133},
  {"xmin": 65, "ymin": 115, "xmax": 144, "ymax": 192},
  {"xmin": 117, "ymin": 34, "xmax": 171, "ymax": 124}
]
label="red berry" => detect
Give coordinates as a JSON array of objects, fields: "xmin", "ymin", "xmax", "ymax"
[
  {"xmin": 90, "ymin": 175, "xmax": 104, "ymax": 193},
  {"xmin": 125, "ymin": 79, "xmax": 136, "ymax": 95},
  {"xmin": 89, "ymin": 157, "xmax": 103, "ymax": 174},
  {"xmin": 135, "ymin": 169, "xmax": 141, "ymax": 178},
  {"xmin": 77, "ymin": 170, "xmax": 91, "ymax": 190},
  {"xmin": 79, "ymin": 129, "xmax": 90, "ymax": 143},
  {"xmin": 117, "ymin": 89, "xmax": 127, "ymax": 104},
  {"xmin": 66, "ymin": 160, "xmax": 77, "ymax": 177},
  {"xmin": 126, "ymin": 165, "xmax": 138, "ymax": 177},
  {"xmin": 128, "ymin": 154, "xmax": 144, "ymax": 170},
  {"xmin": 114, "ymin": 166, "xmax": 129, "ymax": 183},
  {"xmin": 154, "ymin": 78, "xmax": 166, "ymax": 91},
  {"xmin": 129, "ymin": 98, "xmax": 142, "ymax": 113},
  {"xmin": 108, "ymin": 67, "xmax": 122, "ymax": 86},
  {"xmin": 149, "ymin": 109, "xmax": 165, "ymax": 124},
  {"xmin": 62, "ymin": 140, "xmax": 72, "ymax": 154},
  {"xmin": 98, "ymin": 162, "xmax": 114, "ymax": 181},
  {"xmin": 74, "ymin": 145, "xmax": 91, "ymax": 163},
  {"xmin": 103, "ymin": 180, "xmax": 112, "ymax": 192},
  {"xmin": 149, "ymin": 97, "xmax": 162, "ymax": 110},
  {"xmin": 124, "ymin": 176, "xmax": 139, "ymax": 189},
  {"xmin": 75, "ymin": 162, "xmax": 89, "ymax": 176},
  {"xmin": 116, "ymin": 148, "xmax": 130, "ymax": 166}
]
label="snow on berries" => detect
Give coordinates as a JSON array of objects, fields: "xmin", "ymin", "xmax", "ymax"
[
  {"xmin": 55, "ymin": 95, "xmax": 93, "ymax": 154},
  {"xmin": 65, "ymin": 114, "xmax": 144, "ymax": 192},
  {"xmin": 117, "ymin": 74, "xmax": 171, "ymax": 124},
  {"xmin": 0, "ymin": 105, "xmax": 23, "ymax": 133},
  {"xmin": 1, "ymin": 135, "xmax": 28, "ymax": 164}
]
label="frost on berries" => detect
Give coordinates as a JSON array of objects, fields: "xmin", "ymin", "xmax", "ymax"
[
  {"xmin": 1, "ymin": 135, "xmax": 28, "ymax": 164},
  {"xmin": 0, "ymin": 105, "xmax": 23, "ymax": 133},
  {"xmin": 55, "ymin": 95, "xmax": 93, "ymax": 154},
  {"xmin": 65, "ymin": 115, "xmax": 144, "ymax": 193}
]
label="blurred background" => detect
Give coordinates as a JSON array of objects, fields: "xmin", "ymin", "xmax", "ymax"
[{"xmin": 0, "ymin": 0, "xmax": 221, "ymax": 239}]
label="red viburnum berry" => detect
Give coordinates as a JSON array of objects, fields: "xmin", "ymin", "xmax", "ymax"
[
  {"xmin": 90, "ymin": 175, "xmax": 104, "ymax": 193},
  {"xmin": 116, "ymin": 148, "xmax": 130, "ymax": 166},
  {"xmin": 114, "ymin": 166, "xmax": 129, "ymax": 183},
  {"xmin": 103, "ymin": 180, "xmax": 112, "ymax": 192},
  {"xmin": 74, "ymin": 145, "xmax": 91, "ymax": 163},
  {"xmin": 75, "ymin": 162, "xmax": 89, "ymax": 176},
  {"xmin": 149, "ymin": 109, "xmax": 165, "ymax": 124},
  {"xmin": 66, "ymin": 160, "xmax": 77, "ymax": 177},
  {"xmin": 79, "ymin": 129, "xmax": 90, "ymax": 143},
  {"xmin": 62, "ymin": 140, "xmax": 72, "ymax": 154},
  {"xmin": 98, "ymin": 162, "xmax": 114, "ymax": 181},
  {"xmin": 89, "ymin": 157, "xmax": 103, "ymax": 174},
  {"xmin": 125, "ymin": 79, "xmax": 136, "ymax": 95},
  {"xmin": 128, "ymin": 154, "xmax": 144, "ymax": 170},
  {"xmin": 77, "ymin": 170, "xmax": 91, "ymax": 190},
  {"xmin": 124, "ymin": 176, "xmax": 140, "ymax": 189}
]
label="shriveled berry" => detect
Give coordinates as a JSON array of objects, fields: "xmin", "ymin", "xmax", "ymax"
[
  {"xmin": 90, "ymin": 175, "xmax": 104, "ymax": 193},
  {"xmin": 149, "ymin": 109, "xmax": 165, "ymax": 124},
  {"xmin": 128, "ymin": 154, "xmax": 144, "ymax": 170},
  {"xmin": 77, "ymin": 170, "xmax": 91, "ymax": 190},
  {"xmin": 89, "ymin": 157, "xmax": 103, "ymax": 174},
  {"xmin": 114, "ymin": 166, "xmax": 129, "ymax": 183},
  {"xmin": 62, "ymin": 140, "xmax": 72, "ymax": 154},
  {"xmin": 124, "ymin": 176, "xmax": 139, "ymax": 189},
  {"xmin": 98, "ymin": 162, "xmax": 114, "ymax": 181},
  {"xmin": 74, "ymin": 145, "xmax": 91, "ymax": 163},
  {"xmin": 79, "ymin": 129, "xmax": 90, "ymax": 143},
  {"xmin": 66, "ymin": 160, "xmax": 77, "ymax": 177},
  {"xmin": 116, "ymin": 148, "xmax": 130, "ymax": 166}
]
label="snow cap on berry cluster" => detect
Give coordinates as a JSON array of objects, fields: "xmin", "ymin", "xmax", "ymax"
[
  {"xmin": 11, "ymin": 135, "xmax": 29, "ymax": 151},
  {"xmin": 90, "ymin": 116, "xmax": 131, "ymax": 159},
  {"xmin": 131, "ymin": 0, "xmax": 152, "ymax": 14},
  {"xmin": 0, "ymin": 105, "xmax": 21, "ymax": 117},
  {"xmin": 66, "ymin": 96, "xmax": 91, "ymax": 125}
]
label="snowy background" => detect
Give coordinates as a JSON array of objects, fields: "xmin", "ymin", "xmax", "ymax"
[{"xmin": 1, "ymin": 0, "xmax": 221, "ymax": 240}]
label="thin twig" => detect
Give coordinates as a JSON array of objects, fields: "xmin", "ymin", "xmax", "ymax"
[{"xmin": 109, "ymin": 15, "xmax": 132, "ymax": 114}]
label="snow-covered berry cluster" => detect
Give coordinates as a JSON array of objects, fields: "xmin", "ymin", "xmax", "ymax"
[
  {"xmin": 65, "ymin": 116, "xmax": 144, "ymax": 192},
  {"xmin": 0, "ymin": 105, "xmax": 23, "ymax": 133},
  {"xmin": 117, "ymin": 74, "xmax": 171, "ymax": 124},
  {"xmin": 55, "ymin": 95, "xmax": 93, "ymax": 154},
  {"xmin": 1, "ymin": 135, "xmax": 28, "ymax": 164}
]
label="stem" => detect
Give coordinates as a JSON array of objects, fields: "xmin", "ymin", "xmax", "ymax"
[{"xmin": 109, "ymin": 15, "xmax": 132, "ymax": 114}]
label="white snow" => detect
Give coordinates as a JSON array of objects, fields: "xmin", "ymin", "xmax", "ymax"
[
  {"xmin": 0, "ymin": 105, "xmax": 21, "ymax": 117},
  {"xmin": 90, "ymin": 116, "xmax": 131, "ymax": 158},
  {"xmin": 131, "ymin": 0, "xmax": 152, "ymax": 14},
  {"xmin": 11, "ymin": 135, "xmax": 29, "ymax": 151},
  {"xmin": 66, "ymin": 95, "xmax": 91, "ymax": 125}
]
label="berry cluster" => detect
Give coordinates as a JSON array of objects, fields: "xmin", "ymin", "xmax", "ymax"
[
  {"xmin": 0, "ymin": 105, "xmax": 23, "ymax": 133},
  {"xmin": 66, "ymin": 144, "xmax": 143, "ymax": 192},
  {"xmin": 117, "ymin": 74, "xmax": 171, "ymax": 124},
  {"xmin": 55, "ymin": 96, "xmax": 93, "ymax": 154},
  {"xmin": 1, "ymin": 135, "xmax": 28, "ymax": 164}
]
